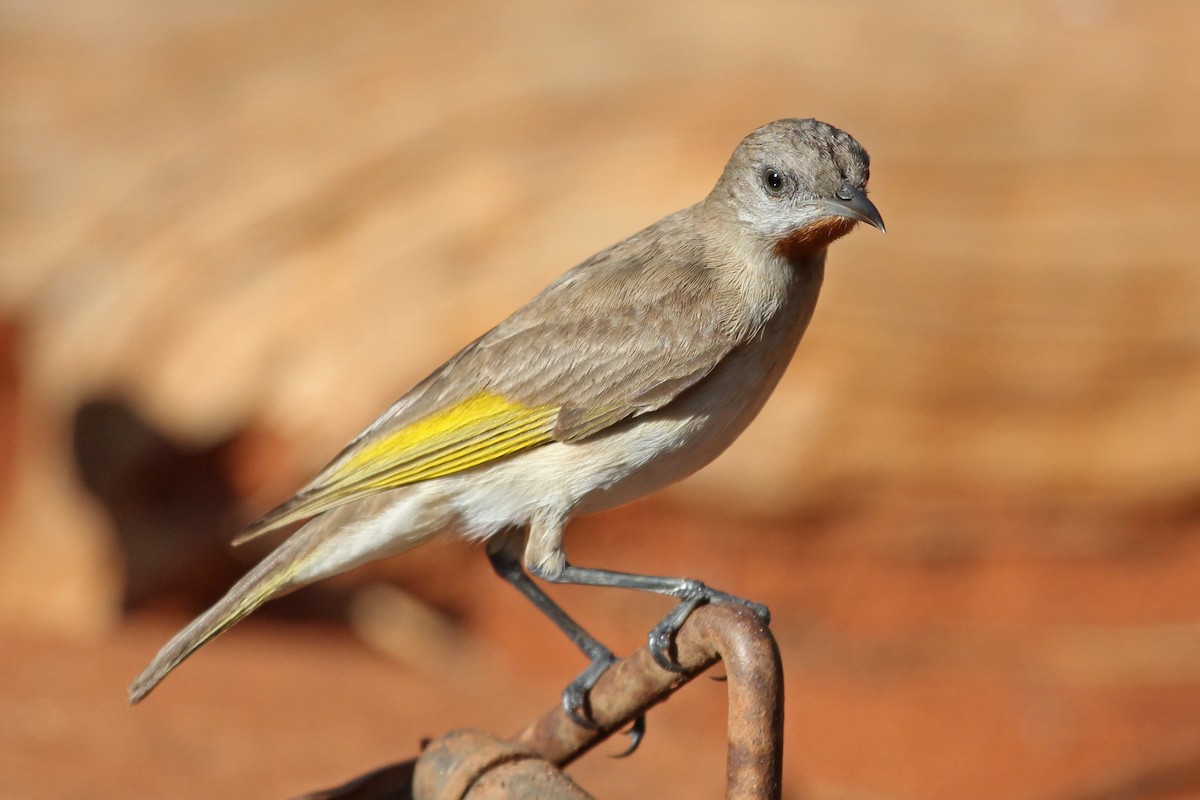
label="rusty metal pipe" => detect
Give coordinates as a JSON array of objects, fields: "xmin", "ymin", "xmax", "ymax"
[
  {"xmin": 512, "ymin": 603, "xmax": 784, "ymax": 800},
  {"xmin": 296, "ymin": 602, "xmax": 785, "ymax": 800}
]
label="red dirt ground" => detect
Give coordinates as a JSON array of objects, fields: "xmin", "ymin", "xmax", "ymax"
[{"xmin": 4, "ymin": 499, "xmax": 1200, "ymax": 800}]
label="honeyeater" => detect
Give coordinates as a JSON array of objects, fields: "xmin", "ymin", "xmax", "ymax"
[{"xmin": 129, "ymin": 119, "xmax": 884, "ymax": 744}]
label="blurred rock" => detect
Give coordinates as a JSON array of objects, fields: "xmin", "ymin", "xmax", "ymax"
[
  {"xmin": 0, "ymin": 321, "xmax": 120, "ymax": 637},
  {"xmin": 71, "ymin": 397, "xmax": 245, "ymax": 610}
]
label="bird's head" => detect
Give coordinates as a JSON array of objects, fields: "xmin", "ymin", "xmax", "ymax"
[{"xmin": 711, "ymin": 118, "xmax": 884, "ymax": 259}]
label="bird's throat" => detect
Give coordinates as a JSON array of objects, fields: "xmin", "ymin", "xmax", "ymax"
[{"xmin": 774, "ymin": 217, "xmax": 858, "ymax": 262}]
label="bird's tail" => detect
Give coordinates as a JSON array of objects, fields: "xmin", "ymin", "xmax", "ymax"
[
  {"xmin": 127, "ymin": 528, "xmax": 317, "ymax": 704},
  {"xmin": 128, "ymin": 486, "xmax": 453, "ymax": 704}
]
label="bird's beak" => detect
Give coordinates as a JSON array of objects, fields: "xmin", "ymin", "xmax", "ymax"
[{"xmin": 815, "ymin": 185, "xmax": 885, "ymax": 233}]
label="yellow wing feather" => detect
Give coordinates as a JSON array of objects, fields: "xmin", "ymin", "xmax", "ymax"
[
  {"xmin": 234, "ymin": 392, "xmax": 557, "ymax": 543},
  {"xmin": 337, "ymin": 392, "xmax": 556, "ymax": 485}
]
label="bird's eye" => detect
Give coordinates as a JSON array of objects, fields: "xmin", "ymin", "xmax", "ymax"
[{"xmin": 761, "ymin": 168, "xmax": 786, "ymax": 196}]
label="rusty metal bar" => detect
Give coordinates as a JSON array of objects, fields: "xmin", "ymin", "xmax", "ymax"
[
  {"xmin": 512, "ymin": 602, "xmax": 784, "ymax": 800},
  {"xmin": 296, "ymin": 602, "xmax": 784, "ymax": 800},
  {"xmin": 413, "ymin": 730, "xmax": 595, "ymax": 799}
]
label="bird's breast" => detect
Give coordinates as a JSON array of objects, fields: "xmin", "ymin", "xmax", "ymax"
[
  {"xmin": 570, "ymin": 253, "xmax": 826, "ymax": 514},
  {"xmin": 445, "ymin": 250, "xmax": 825, "ymax": 533}
]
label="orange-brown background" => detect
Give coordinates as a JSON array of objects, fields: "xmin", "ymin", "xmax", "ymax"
[{"xmin": 2, "ymin": 1, "xmax": 1199, "ymax": 798}]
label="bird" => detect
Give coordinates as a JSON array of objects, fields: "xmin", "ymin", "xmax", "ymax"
[{"xmin": 128, "ymin": 118, "xmax": 883, "ymax": 745}]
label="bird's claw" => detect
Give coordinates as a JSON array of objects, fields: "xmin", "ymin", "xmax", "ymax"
[
  {"xmin": 610, "ymin": 715, "xmax": 646, "ymax": 758},
  {"xmin": 561, "ymin": 650, "xmax": 649, "ymax": 757},
  {"xmin": 648, "ymin": 595, "xmax": 705, "ymax": 672},
  {"xmin": 705, "ymin": 588, "xmax": 771, "ymax": 624},
  {"xmin": 740, "ymin": 597, "xmax": 771, "ymax": 624},
  {"xmin": 562, "ymin": 689, "xmax": 599, "ymax": 730},
  {"xmin": 561, "ymin": 649, "xmax": 616, "ymax": 730},
  {"xmin": 648, "ymin": 587, "xmax": 772, "ymax": 672}
]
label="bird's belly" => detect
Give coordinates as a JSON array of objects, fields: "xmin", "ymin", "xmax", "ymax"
[
  {"xmin": 568, "ymin": 412, "xmax": 745, "ymax": 515},
  {"xmin": 570, "ymin": 343, "xmax": 790, "ymax": 514},
  {"xmin": 449, "ymin": 336, "xmax": 801, "ymax": 537}
]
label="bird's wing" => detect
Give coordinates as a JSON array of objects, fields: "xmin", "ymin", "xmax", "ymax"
[{"xmin": 235, "ymin": 239, "xmax": 740, "ymax": 544}]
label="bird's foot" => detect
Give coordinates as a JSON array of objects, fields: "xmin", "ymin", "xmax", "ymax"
[
  {"xmin": 561, "ymin": 649, "xmax": 614, "ymax": 729},
  {"xmin": 561, "ymin": 648, "xmax": 647, "ymax": 756},
  {"xmin": 648, "ymin": 582, "xmax": 770, "ymax": 673}
]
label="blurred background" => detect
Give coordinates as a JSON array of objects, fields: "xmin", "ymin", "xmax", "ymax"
[{"xmin": 3, "ymin": 0, "xmax": 1199, "ymax": 797}]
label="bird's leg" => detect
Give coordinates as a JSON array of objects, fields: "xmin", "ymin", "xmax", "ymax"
[
  {"xmin": 526, "ymin": 561, "xmax": 770, "ymax": 673},
  {"xmin": 486, "ymin": 529, "xmax": 646, "ymax": 753}
]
